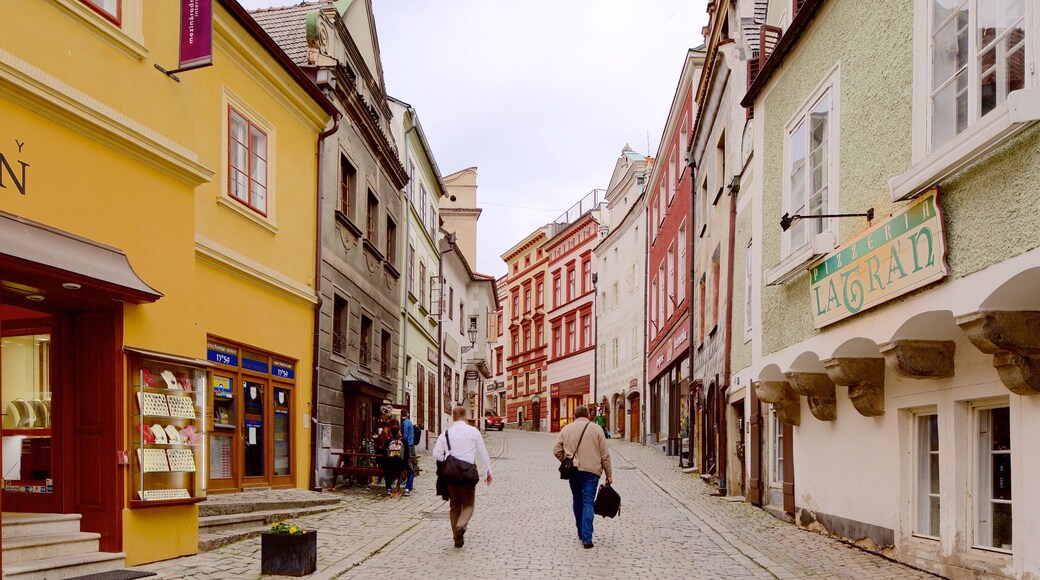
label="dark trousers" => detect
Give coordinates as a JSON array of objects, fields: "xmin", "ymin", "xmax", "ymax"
[
  {"xmin": 569, "ymin": 470, "xmax": 599, "ymax": 543},
  {"xmin": 447, "ymin": 484, "xmax": 476, "ymax": 533}
]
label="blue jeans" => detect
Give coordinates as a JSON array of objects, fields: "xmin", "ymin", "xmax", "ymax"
[
  {"xmin": 405, "ymin": 445, "xmax": 415, "ymax": 490},
  {"xmin": 569, "ymin": 470, "xmax": 599, "ymax": 543}
]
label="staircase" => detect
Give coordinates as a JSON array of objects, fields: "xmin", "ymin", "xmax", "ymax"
[
  {"xmin": 197, "ymin": 495, "xmax": 343, "ymax": 551},
  {"xmin": 2, "ymin": 513, "xmax": 125, "ymax": 579}
]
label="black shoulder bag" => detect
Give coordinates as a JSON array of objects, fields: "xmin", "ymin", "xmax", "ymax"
[
  {"xmin": 559, "ymin": 422, "xmax": 591, "ymax": 480},
  {"xmin": 441, "ymin": 430, "xmax": 480, "ymax": 487}
]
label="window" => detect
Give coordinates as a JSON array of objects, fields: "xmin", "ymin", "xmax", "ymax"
[
  {"xmin": 537, "ymin": 282, "xmax": 544, "ymax": 307},
  {"xmin": 649, "ymin": 279, "xmax": 657, "ymax": 340},
  {"xmin": 495, "ymin": 348, "xmax": 503, "ymax": 373},
  {"xmin": 976, "ymin": 405, "xmax": 1012, "ymax": 552},
  {"xmin": 82, "ymin": 0, "xmax": 120, "ymax": 24},
  {"xmin": 407, "ymin": 245, "xmax": 415, "ymax": 294},
  {"xmin": 419, "ymin": 262, "xmax": 427, "ymax": 309},
  {"xmin": 553, "ymin": 325, "xmax": 562, "ymax": 357},
  {"xmin": 512, "ymin": 294, "xmax": 519, "ymax": 319},
  {"xmin": 416, "ymin": 362, "xmax": 425, "ymax": 425},
  {"xmin": 419, "ymin": 183, "xmax": 427, "ymax": 225},
  {"xmin": 380, "ymin": 330, "xmax": 391, "ymax": 376},
  {"xmin": 669, "ymin": 148, "xmax": 677, "ymax": 203},
  {"xmin": 366, "ymin": 192, "xmax": 379, "ymax": 240},
  {"xmin": 408, "ymin": 162, "xmax": 415, "ymax": 198},
  {"xmin": 582, "ymin": 260, "xmax": 591, "ymax": 293},
  {"xmin": 697, "ymin": 275, "xmax": 707, "ymax": 344},
  {"xmin": 332, "ymin": 295, "xmax": 348, "ymax": 356},
  {"xmin": 553, "ymin": 275, "xmax": 562, "ymax": 307},
  {"xmin": 711, "ymin": 255, "xmax": 721, "ymax": 331},
  {"xmin": 340, "ymin": 155, "xmax": 356, "ymax": 218},
  {"xmin": 385, "ymin": 217, "xmax": 397, "ymax": 263},
  {"xmin": 745, "ymin": 242, "xmax": 753, "ymax": 333},
  {"xmin": 428, "ymin": 204, "xmax": 436, "ymax": 234},
  {"xmin": 525, "ymin": 255, "xmax": 531, "ymax": 267},
  {"xmin": 537, "ymin": 325, "xmax": 544, "ymax": 347},
  {"xmin": 581, "ymin": 315, "xmax": 591, "ymax": 348},
  {"xmin": 914, "ymin": 413, "xmax": 941, "ymax": 539},
  {"xmin": 612, "ymin": 282, "xmax": 619, "ymax": 308},
  {"xmin": 448, "ymin": 287, "xmax": 454, "ymax": 320},
  {"xmin": 666, "ymin": 247, "xmax": 675, "ymax": 318},
  {"xmin": 228, "ymin": 107, "xmax": 268, "ymax": 215},
  {"xmin": 784, "ymin": 71, "xmax": 838, "ymax": 254},
  {"xmin": 459, "ymin": 302, "xmax": 465, "ymax": 334},
  {"xmin": 524, "ymin": 328, "xmax": 531, "ymax": 351},
  {"xmin": 928, "ymin": 2, "xmax": 1027, "ymax": 152},
  {"xmin": 611, "ymin": 337, "xmax": 619, "ymax": 368},
  {"xmin": 567, "ymin": 268, "xmax": 576, "ymax": 300},
  {"xmin": 771, "ymin": 409, "xmax": 783, "ymax": 484},
  {"xmin": 359, "ymin": 315, "xmax": 372, "ymax": 367},
  {"xmin": 678, "ymin": 223, "xmax": 687, "ymax": 303},
  {"xmin": 497, "ymin": 312, "xmax": 503, "ymax": 336},
  {"xmin": 658, "ymin": 264, "xmax": 666, "ymax": 324},
  {"xmin": 524, "ymin": 287, "xmax": 531, "ymax": 312},
  {"xmin": 567, "ymin": 321, "xmax": 576, "ymax": 352}
]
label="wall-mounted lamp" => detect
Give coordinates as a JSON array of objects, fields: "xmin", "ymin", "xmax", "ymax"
[
  {"xmin": 780, "ymin": 208, "xmax": 874, "ymax": 232},
  {"xmin": 461, "ymin": 318, "xmax": 479, "ymax": 353}
]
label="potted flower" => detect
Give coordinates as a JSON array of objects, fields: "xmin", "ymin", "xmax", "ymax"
[{"xmin": 261, "ymin": 522, "xmax": 317, "ymax": 576}]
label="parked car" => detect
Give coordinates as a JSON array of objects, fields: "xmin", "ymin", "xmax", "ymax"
[{"xmin": 484, "ymin": 412, "xmax": 505, "ymax": 431}]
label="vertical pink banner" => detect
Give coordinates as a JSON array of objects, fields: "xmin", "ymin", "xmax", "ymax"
[{"xmin": 179, "ymin": 0, "xmax": 213, "ymax": 70}]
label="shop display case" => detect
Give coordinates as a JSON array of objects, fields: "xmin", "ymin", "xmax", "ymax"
[{"xmin": 127, "ymin": 350, "xmax": 208, "ymax": 507}]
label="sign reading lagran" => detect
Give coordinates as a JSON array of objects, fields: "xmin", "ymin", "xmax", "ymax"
[{"xmin": 809, "ymin": 189, "xmax": 947, "ymax": 328}]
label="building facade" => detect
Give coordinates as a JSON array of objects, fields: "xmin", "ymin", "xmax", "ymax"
[
  {"xmin": 441, "ymin": 167, "xmax": 481, "ymax": 267},
  {"xmin": 646, "ymin": 49, "xmax": 704, "ymax": 451},
  {"xmin": 1, "ymin": 0, "xmax": 332, "ymax": 567},
  {"xmin": 545, "ymin": 205, "xmax": 601, "ymax": 432},
  {"xmin": 741, "ymin": 0, "xmax": 1040, "ymax": 577},
  {"xmin": 501, "ymin": 228, "xmax": 552, "ymax": 430},
  {"xmin": 484, "ymin": 276, "xmax": 509, "ymax": 422},
  {"xmin": 388, "ymin": 97, "xmax": 444, "ymax": 441},
  {"xmin": 594, "ymin": 146, "xmax": 650, "ymax": 443},
  {"xmin": 253, "ymin": 0, "xmax": 408, "ymax": 488}
]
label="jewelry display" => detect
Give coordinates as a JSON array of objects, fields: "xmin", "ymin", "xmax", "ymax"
[
  {"xmin": 164, "ymin": 425, "xmax": 182, "ymax": 444},
  {"xmin": 150, "ymin": 423, "xmax": 168, "ymax": 444},
  {"xmin": 136, "ymin": 392, "xmax": 170, "ymax": 417},
  {"xmin": 166, "ymin": 395, "xmax": 196, "ymax": 418},
  {"xmin": 167, "ymin": 449, "xmax": 196, "ymax": 472},
  {"xmin": 137, "ymin": 448, "xmax": 170, "ymax": 473}
]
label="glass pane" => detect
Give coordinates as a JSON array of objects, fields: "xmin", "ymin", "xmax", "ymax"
[
  {"xmin": 244, "ymin": 381, "xmax": 264, "ymax": 478},
  {"xmin": 980, "ymin": 51, "xmax": 998, "ymax": 116},
  {"xmin": 992, "ymin": 453, "xmax": 1011, "ymax": 500},
  {"xmin": 1007, "ymin": 45, "xmax": 1025, "ymax": 95},
  {"xmin": 930, "ymin": 453, "xmax": 941, "ymax": 494},
  {"xmin": 209, "ymin": 434, "xmax": 233, "ymax": 479},
  {"xmin": 274, "ymin": 388, "xmax": 290, "ymax": 477},
  {"xmin": 931, "ymin": 71, "xmax": 968, "ymax": 147},
  {"xmin": 250, "ymin": 153, "xmax": 266, "ymax": 185},
  {"xmin": 249, "ymin": 127, "xmax": 266, "ymax": 161},
  {"xmin": 231, "ymin": 141, "xmax": 247, "ymax": 173},
  {"xmin": 991, "ymin": 502, "xmax": 1013, "ymax": 549},
  {"xmin": 929, "ymin": 496, "xmax": 941, "ymax": 537},
  {"xmin": 991, "ymin": 406, "xmax": 1010, "ymax": 450},
  {"xmin": 928, "ymin": 414, "xmax": 939, "ymax": 451},
  {"xmin": 230, "ymin": 111, "xmax": 247, "ymax": 144},
  {"xmin": 231, "ymin": 171, "xmax": 248, "ymax": 201},
  {"xmin": 931, "ymin": 2, "xmax": 969, "ymax": 89},
  {"xmin": 2, "ymin": 333, "xmax": 53, "ymax": 487},
  {"xmin": 251, "ymin": 183, "xmax": 267, "ymax": 213}
]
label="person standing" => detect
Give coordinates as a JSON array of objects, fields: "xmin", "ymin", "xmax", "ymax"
[
  {"xmin": 593, "ymin": 408, "xmax": 608, "ymax": 438},
  {"xmin": 401, "ymin": 410, "xmax": 415, "ymax": 497},
  {"xmin": 553, "ymin": 405, "xmax": 612, "ymax": 549},
  {"xmin": 382, "ymin": 424, "xmax": 410, "ymax": 497},
  {"xmin": 433, "ymin": 406, "xmax": 493, "ymax": 548}
]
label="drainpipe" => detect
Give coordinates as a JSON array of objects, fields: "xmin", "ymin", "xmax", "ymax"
[
  {"xmin": 592, "ymin": 272, "xmax": 599, "ymax": 405},
  {"xmin": 687, "ymin": 153, "xmax": 697, "ymax": 471},
  {"xmin": 641, "ymin": 195, "xmax": 650, "ymax": 445},
  {"xmin": 437, "ymin": 237, "xmax": 454, "ymax": 434},
  {"xmin": 399, "ymin": 121, "xmax": 418, "ymax": 426},
  {"xmin": 310, "ymin": 109, "xmax": 341, "ymax": 491},
  {"xmin": 719, "ymin": 174, "xmax": 738, "ymax": 494}
]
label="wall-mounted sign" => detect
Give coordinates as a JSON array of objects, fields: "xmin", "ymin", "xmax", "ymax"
[
  {"xmin": 213, "ymin": 376, "xmax": 233, "ymax": 398},
  {"xmin": 179, "ymin": 0, "xmax": 213, "ymax": 71},
  {"xmin": 242, "ymin": 351, "xmax": 269, "ymax": 374},
  {"xmin": 428, "ymin": 347, "xmax": 438, "ymax": 365},
  {"xmin": 0, "ymin": 139, "xmax": 28, "ymax": 195},
  {"xmin": 272, "ymin": 360, "xmax": 295, "ymax": 380},
  {"xmin": 809, "ymin": 189, "xmax": 948, "ymax": 328},
  {"xmin": 207, "ymin": 342, "xmax": 238, "ymax": 367}
]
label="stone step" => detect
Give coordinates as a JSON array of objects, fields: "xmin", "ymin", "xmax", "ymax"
[
  {"xmin": 2, "ymin": 531, "xmax": 100, "ymax": 564},
  {"xmin": 199, "ymin": 496, "xmax": 342, "ymax": 517},
  {"xmin": 198, "ymin": 524, "xmax": 271, "ymax": 552},
  {"xmin": 2, "ymin": 513, "xmax": 82, "ymax": 539},
  {"xmin": 198, "ymin": 504, "xmax": 341, "ymax": 536},
  {"xmin": 2, "ymin": 550, "xmax": 125, "ymax": 579}
]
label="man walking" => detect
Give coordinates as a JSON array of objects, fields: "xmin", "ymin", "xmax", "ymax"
[
  {"xmin": 553, "ymin": 405, "xmax": 612, "ymax": 549},
  {"xmin": 433, "ymin": 406, "xmax": 493, "ymax": 548},
  {"xmin": 401, "ymin": 410, "xmax": 415, "ymax": 497}
]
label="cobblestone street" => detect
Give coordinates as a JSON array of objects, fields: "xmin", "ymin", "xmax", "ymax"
[{"xmin": 136, "ymin": 431, "xmax": 933, "ymax": 579}]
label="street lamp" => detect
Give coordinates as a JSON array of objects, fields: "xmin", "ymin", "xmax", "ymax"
[{"xmin": 461, "ymin": 318, "xmax": 479, "ymax": 353}]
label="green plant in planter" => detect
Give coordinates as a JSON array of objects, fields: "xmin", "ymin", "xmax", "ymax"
[
  {"xmin": 269, "ymin": 522, "xmax": 306, "ymax": 535},
  {"xmin": 263, "ymin": 522, "xmax": 317, "ymax": 576}
]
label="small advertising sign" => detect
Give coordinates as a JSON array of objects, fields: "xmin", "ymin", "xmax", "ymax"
[
  {"xmin": 179, "ymin": 0, "xmax": 213, "ymax": 71},
  {"xmin": 809, "ymin": 189, "xmax": 948, "ymax": 328}
]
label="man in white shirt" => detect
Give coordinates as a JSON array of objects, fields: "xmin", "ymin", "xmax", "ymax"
[{"xmin": 433, "ymin": 406, "xmax": 494, "ymax": 547}]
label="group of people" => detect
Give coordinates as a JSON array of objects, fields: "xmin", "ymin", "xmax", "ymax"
[{"xmin": 358, "ymin": 409, "xmax": 417, "ymax": 498}]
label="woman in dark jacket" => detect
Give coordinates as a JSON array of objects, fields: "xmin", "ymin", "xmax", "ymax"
[{"xmin": 382, "ymin": 424, "xmax": 410, "ymax": 497}]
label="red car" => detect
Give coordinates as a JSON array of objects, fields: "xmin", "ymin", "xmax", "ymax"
[{"xmin": 484, "ymin": 412, "xmax": 505, "ymax": 431}]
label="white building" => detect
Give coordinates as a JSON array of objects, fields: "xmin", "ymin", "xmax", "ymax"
[{"xmin": 594, "ymin": 146, "xmax": 650, "ymax": 442}]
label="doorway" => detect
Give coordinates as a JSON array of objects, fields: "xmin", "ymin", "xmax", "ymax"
[
  {"xmin": 628, "ymin": 393, "xmax": 641, "ymax": 443},
  {"xmin": 531, "ymin": 398, "xmax": 541, "ymax": 432},
  {"xmin": 731, "ymin": 400, "xmax": 746, "ymax": 497},
  {"xmin": 614, "ymin": 396, "xmax": 625, "ymax": 438}
]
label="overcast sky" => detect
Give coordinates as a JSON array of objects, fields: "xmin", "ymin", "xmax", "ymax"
[{"xmin": 240, "ymin": 0, "xmax": 707, "ymax": 276}]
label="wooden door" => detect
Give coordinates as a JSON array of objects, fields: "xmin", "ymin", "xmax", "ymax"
[
  {"xmin": 748, "ymin": 388, "xmax": 763, "ymax": 506},
  {"xmin": 629, "ymin": 396, "xmax": 640, "ymax": 443},
  {"xmin": 782, "ymin": 421, "xmax": 795, "ymax": 515}
]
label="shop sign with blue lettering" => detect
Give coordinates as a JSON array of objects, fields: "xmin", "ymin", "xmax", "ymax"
[
  {"xmin": 207, "ymin": 342, "xmax": 238, "ymax": 367},
  {"xmin": 272, "ymin": 360, "xmax": 295, "ymax": 380},
  {"xmin": 242, "ymin": 356, "xmax": 268, "ymax": 374}
]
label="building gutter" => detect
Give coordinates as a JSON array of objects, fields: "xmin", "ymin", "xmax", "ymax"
[
  {"xmin": 642, "ymin": 200, "xmax": 650, "ymax": 444},
  {"xmin": 310, "ymin": 109, "xmax": 341, "ymax": 491},
  {"xmin": 437, "ymin": 237, "xmax": 454, "ymax": 434},
  {"xmin": 718, "ymin": 172, "xmax": 739, "ymax": 494},
  {"xmin": 687, "ymin": 153, "xmax": 697, "ymax": 469},
  {"xmin": 399, "ymin": 121, "xmax": 418, "ymax": 426}
]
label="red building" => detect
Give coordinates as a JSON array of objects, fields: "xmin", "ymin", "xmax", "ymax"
[
  {"xmin": 544, "ymin": 205, "xmax": 602, "ymax": 431},
  {"xmin": 646, "ymin": 49, "xmax": 705, "ymax": 448}
]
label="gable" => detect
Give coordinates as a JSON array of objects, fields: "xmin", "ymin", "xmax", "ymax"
[{"xmin": 341, "ymin": 0, "xmax": 384, "ymax": 94}]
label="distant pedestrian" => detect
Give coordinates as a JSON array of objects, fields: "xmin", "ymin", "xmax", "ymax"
[
  {"xmin": 594, "ymin": 408, "xmax": 608, "ymax": 438},
  {"xmin": 433, "ymin": 406, "xmax": 493, "ymax": 548},
  {"xmin": 382, "ymin": 424, "xmax": 410, "ymax": 498},
  {"xmin": 401, "ymin": 410, "xmax": 416, "ymax": 497},
  {"xmin": 553, "ymin": 405, "xmax": 612, "ymax": 549}
]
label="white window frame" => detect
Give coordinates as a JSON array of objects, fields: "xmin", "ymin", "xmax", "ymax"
[
  {"xmin": 912, "ymin": 411, "xmax": 941, "ymax": 540},
  {"xmin": 770, "ymin": 409, "xmax": 783, "ymax": 486},
  {"xmin": 895, "ymin": 2, "xmax": 1039, "ymax": 201},
  {"xmin": 677, "ymin": 221, "xmax": 687, "ymax": 303},
  {"xmin": 666, "ymin": 248, "xmax": 675, "ymax": 319},
  {"xmin": 973, "ymin": 402, "xmax": 1013, "ymax": 554},
  {"xmin": 668, "ymin": 148, "xmax": 677, "ymax": 204},
  {"xmin": 780, "ymin": 64, "xmax": 841, "ymax": 261}
]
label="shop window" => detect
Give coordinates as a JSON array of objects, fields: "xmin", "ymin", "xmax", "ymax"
[
  {"xmin": 360, "ymin": 316, "xmax": 372, "ymax": 367},
  {"xmin": 366, "ymin": 192, "xmax": 379, "ymax": 241},
  {"xmin": 333, "ymin": 295, "xmax": 348, "ymax": 356},
  {"xmin": 81, "ymin": 0, "xmax": 120, "ymax": 24},
  {"xmin": 386, "ymin": 216, "xmax": 397, "ymax": 263},
  {"xmin": 340, "ymin": 154, "xmax": 356, "ymax": 219},
  {"xmin": 229, "ymin": 107, "xmax": 268, "ymax": 216},
  {"xmin": 273, "ymin": 387, "xmax": 290, "ymax": 476},
  {"xmin": 976, "ymin": 405, "xmax": 1012, "ymax": 552},
  {"xmin": 914, "ymin": 413, "xmax": 941, "ymax": 539},
  {"xmin": 380, "ymin": 330, "xmax": 391, "ymax": 376},
  {"xmin": 2, "ymin": 332, "xmax": 53, "ymax": 491}
]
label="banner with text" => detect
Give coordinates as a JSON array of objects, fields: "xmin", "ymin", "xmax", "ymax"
[
  {"xmin": 809, "ymin": 189, "xmax": 947, "ymax": 328},
  {"xmin": 179, "ymin": 0, "xmax": 213, "ymax": 70}
]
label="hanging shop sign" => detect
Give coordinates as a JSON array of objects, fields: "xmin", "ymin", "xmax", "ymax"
[
  {"xmin": 179, "ymin": 0, "xmax": 213, "ymax": 70},
  {"xmin": 809, "ymin": 189, "xmax": 948, "ymax": 328}
]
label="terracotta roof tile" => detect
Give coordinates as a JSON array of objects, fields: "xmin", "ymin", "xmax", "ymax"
[{"xmin": 249, "ymin": 1, "xmax": 332, "ymax": 66}]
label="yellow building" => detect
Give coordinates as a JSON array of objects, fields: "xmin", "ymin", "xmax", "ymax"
[{"xmin": 0, "ymin": 0, "xmax": 333, "ymax": 570}]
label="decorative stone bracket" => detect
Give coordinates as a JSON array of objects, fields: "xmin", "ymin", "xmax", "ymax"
[
  {"xmin": 784, "ymin": 372, "xmax": 836, "ymax": 422},
  {"xmin": 823, "ymin": 357, "xmax": 885, "ymax": 417},
  {"xmin": 878, "ymin": 340, "xmax": 955, "ymax": 379},
  {"xmin": 958, "ymin": 310, "xmax": 1040, "ymax": 395},
  {"xmin": 754, "ymin": 381, "xmax": 801, "ymax": 426}
]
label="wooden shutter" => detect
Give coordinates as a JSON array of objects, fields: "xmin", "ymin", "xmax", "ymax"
[
  {"xmin": 782, "ymin": 421, "xmax": 795, "ymax": 515},
  {"xmin": 793, "ymin": 0, "xmax": 806, "ymax": 15},
  {"xmin": 416, "ymin": 364, "xmax": 425, "ymax": 430},
  {"xmin": 748, "ymin": 385, "xmax": 763, "ymax": 506}
]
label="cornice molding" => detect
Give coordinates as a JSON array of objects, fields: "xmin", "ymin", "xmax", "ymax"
[
  {"xmin": 195, "ymin": 234, "xmax": 317, "ymax": 306},
  {"xmin": 0, "ymin": 48, "xmax": 213, "ymax": 187}
]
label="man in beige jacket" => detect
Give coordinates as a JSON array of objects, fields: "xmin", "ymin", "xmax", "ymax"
[{"xmin": 553, "ymin": 405, "xmax": 612, "ymax": 549}]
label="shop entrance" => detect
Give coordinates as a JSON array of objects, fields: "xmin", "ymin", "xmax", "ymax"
[{"xmin": 553, "ymin": 395, "xmax": 582, "ymax": 432}]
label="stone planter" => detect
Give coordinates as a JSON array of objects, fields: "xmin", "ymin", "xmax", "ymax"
[{"xmin": 261, "ymin": 531, "xmax": 317, "ymax": 576}]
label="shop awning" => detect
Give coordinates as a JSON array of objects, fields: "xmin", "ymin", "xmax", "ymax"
[{"xmin": 0, "ymin": 211, "xmax": 162, "ymax": 304}]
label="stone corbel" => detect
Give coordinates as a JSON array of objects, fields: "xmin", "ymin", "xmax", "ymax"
[
  {"xmin": 878, "ymin": 340, "xmax": 955, "ymax": 379},
  {"xmin": 823, "ymin": 357, "xmax": 885, "ymax": 417},
  {"xmin": 784, "ymin": 372, "xmax": 836, "ymax": 422},
  {"xmin": 958, "ymin": 310, "xmax": 1040, "ymax": 395},
  {"xmin": 754, "ymin": 381, "xmax": 801, "ymax": 426}
]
